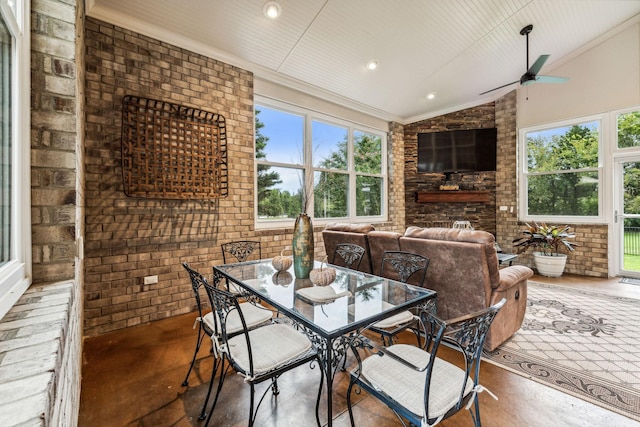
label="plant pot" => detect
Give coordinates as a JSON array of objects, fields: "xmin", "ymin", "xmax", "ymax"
[{"xmin": 533, "ymin": 252, "xmax": 567, "ymax": 277}]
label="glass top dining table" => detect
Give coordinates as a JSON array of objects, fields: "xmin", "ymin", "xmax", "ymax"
[{"xmin": 213, "ymin": 259, "xmax": 437, "ymax": 426}]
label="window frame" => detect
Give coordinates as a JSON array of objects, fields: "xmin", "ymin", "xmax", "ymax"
[
  {"xmin": 518, "ymin": 114, "xmax": 606, "ymax": 224},
  {"xmin": 0, "ymin": 0, "xmax": 31, "ymax": 321},
  {"xmin": 254, "ymin": 97, "xmax": 387, "ymax": 229}
]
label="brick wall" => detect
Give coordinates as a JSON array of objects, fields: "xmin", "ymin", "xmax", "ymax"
[
  {"xmin": 83, "ymin": 17, "xmax": 256, "ymax": 336},
  {"xmin": 0, "ymin": 0, "xmax": 86, "ymax": 425},
  {"xmin": 31, "ymin": 0, "xmax": 80, "ymax": 283},
  {"xmin": 403, "ymin": 91, "xmax": 608, "ymax": 277},
  {"xmin": 403, "ymin": 103, "xmax": 498, "ymax": 234},
  {"xmin": 0, "ymin": 282, "xmax": 81, "ymax": 426},
  {"xmin": 494, "ymin": 91, "xmax": 518, "ymax": 252},
  {"xmin": 387, "ymin": 121, "xmax": 406, "ymax": 231}
]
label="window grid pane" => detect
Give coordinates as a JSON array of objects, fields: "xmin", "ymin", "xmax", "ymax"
[
  {"xmin": 0, "ymin": 14, "xmax": 11, "ymax": 264},
  {"xmin": 255, "ymin": 102, "xmax": 386, "ymax": 224},
  {"xmin": 312, "ymin": 120, "xmax": 347, "ymax": 170},
  {"xmin": 617, "ymin": 111, "xmax": 640, "ymax": 149},
  {"xmin": 525, "ymin": 120, "xmax": 600, "ymax": 218},
  {"xmin": 314, "ymin": 171, "xmax": 348, "ymax": 219}
]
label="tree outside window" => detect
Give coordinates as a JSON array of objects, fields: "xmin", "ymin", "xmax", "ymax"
[
  {"xmin": 255, "ymin": 103, "xmax": 386, "ymax": 226},
  {"xmin": 524, "ymin": 121, "xmax": 600, "ymax": 217}
]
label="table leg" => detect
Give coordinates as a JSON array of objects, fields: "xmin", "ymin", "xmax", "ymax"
[{"xmin": 325, "ymin": 337, "xmax": 333, "ymax": 426}]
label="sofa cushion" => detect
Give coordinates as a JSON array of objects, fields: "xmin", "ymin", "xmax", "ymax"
[
  {"xmin": 404, "ymin": 226, "xmax": 493, "ymax": 245},
  {"xmin": 324, "ymin": 222, "xmax": 376, "ymax": 233},
  {"xmin": 404, "ymin": 226, "xmax": 500, "ymax": 290}
]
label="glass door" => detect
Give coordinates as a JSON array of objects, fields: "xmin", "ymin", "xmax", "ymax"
[{"xmin": 615, "ymin": 157, "xmax": 640, "ymax": 278}]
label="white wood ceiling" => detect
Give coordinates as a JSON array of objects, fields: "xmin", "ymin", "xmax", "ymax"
[{"xmin": 87, "ymin": 0, "xmax": 640, "ymax": 123}]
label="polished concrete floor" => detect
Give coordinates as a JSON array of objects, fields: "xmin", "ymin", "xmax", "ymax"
[{"xmin": 78, "ymin": 274, "xmax": 640, "ymax": 426}]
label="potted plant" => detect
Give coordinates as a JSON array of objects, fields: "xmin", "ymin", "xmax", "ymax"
[{"xmin": 512, "ymin": 222, "xmax": 577, "ymax": 277}]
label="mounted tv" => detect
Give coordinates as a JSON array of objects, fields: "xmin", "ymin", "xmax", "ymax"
[{"xmin": 417, "ymin": 128, "xmax": 497, "ymax": 173}]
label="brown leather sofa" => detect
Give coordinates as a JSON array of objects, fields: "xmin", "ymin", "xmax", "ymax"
[
  {"xmin": 322, "ymin": 222, "xmax": 376, "ymax": 274},
  {"xmin": 322, "ymin": 224, "xmax": 533, "ymax": 351}
]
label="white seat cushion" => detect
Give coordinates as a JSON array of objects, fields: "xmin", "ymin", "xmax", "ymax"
[
  {"xmin": 360, "ymin": 343, "xmax": 472, "ymax": 419},
  {"xmin": 202, "ymin": 302, "xmax": 272, "ymax": 335},
  {"xmin": 296, "ymin": 286, "xmax": 351, "ymax": 304},
  {"xmin": 372, "ymin": 301, "xmax": 415, "ymax": 328},
  {"xmin": 226, "ymin": 323, "xmax": 313, "ymax": 375},
  {"xmin": 372, "ymin": 311, "xmax": 415, "ymax": 329}
]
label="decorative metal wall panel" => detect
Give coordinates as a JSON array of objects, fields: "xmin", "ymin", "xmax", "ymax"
[{"xmin": 121, "ymin": 95, "xmax": 228, "ymax": 199}]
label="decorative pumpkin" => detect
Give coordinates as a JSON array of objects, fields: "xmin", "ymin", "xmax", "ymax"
[
  {"xmin": 272, "ymin": 271, "xmax": 293, "ymax": 286},
  {"xmin": 309, "ymin": 257, "xmax": 336, "ymax": 287},
  {"xmin": 272, "ymin": 248, "xmax": 293, "ymax": 272}
]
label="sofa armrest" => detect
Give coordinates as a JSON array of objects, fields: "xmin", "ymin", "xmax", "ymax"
[{"xmin": 496, "ymin": 265, "xmax": 534, "ymax": 291}]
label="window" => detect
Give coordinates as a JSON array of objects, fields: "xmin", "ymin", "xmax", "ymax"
[
  {"xmin": 617, "ymin": 110, "xmax": 640, "ymax": 149},
  {"xmin": 520, "ymin": 117, "xmax": 602, "ymax": 221},
  {"xmin": 0, "ymin": 0, "xmax": 30, "ymax": 320},
  {"xmin": 255, "ymin": 100, "xmax": 386, "ymax": 228}
]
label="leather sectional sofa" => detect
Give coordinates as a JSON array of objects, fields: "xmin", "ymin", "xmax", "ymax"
[{"xmin": 322, "ymin": 223, "xmax": 534, "ymax": 351}]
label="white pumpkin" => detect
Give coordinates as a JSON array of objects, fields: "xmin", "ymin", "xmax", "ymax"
[
  {"xmin": 309, "ymin": 258, "xmax": 336, "ymax": 286},
  {"xmin": 272, "ymin": 271, "xmax": 293, "ymax": 286},
  {"xmin": 272, "ymin": 248, "xmax": 293, "ymax": 272}
]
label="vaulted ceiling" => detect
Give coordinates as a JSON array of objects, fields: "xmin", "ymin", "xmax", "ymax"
[{"xmin": 87, "ymin": 0, "xmax": 640, "ymax": 123}]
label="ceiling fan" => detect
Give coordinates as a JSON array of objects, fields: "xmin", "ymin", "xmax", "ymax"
[{"xmin": 480, "ymin": 24, "xmax": 568, "ymax": 95}]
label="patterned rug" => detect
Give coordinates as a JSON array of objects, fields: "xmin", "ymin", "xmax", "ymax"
[{"xmin": 484, "ymin": 281, "xmax": 640, "ymax": 422}]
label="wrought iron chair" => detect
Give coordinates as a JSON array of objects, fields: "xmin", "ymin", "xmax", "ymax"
[
  {"xmin": 347, "ymin": 298, "xmax": 506, "ymax": 427},
  {"xmin": 221, "ymin": 240, "xmax": 262, "ymax": 263},
  {"xmin": 202, "ymin": 269, "xmax": 324, "ymax": 427},
  {"xmin": 369, "ymin": 251, "xmax": 430, "ymax": 347},
  {"xmin": 331, "ymin": 243, "xmax": 366, "ymax": 270},
  {"xmin": 181, "ymin": 262, "xmax": 273, "ymax": 421},
  {"xmin": 221, "ymin": 240, "xmax": 263, "ymax": 295}
]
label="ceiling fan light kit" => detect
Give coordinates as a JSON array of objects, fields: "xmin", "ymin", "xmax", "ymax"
[{"xmin": 480, "ymin": 24, "xmax": 568, "ymax": 95}]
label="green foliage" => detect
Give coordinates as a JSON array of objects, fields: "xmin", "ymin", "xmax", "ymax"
[
  {"xmin": 314, "ymin": 133, "xmax": 383, "ymax": 218},
  {"xmin": 618, "ymin": 111, "xmax": 640, "ymax": 148},
  {"xmin": 526, "ymin": 124, "xmax": 599, "ymax": 216},
  {"xmin": 513, "ymin": 222, "xmax": 577, "ymax": 256},
  {"xmin": 255, "ymin": 110, "xmax": 304, "ymax": 218},
  {"xmin": 255, "ymin": 110, "xmax": 383, "ymax": 220}
]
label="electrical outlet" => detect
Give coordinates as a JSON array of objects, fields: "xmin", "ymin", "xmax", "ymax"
[{"xmin": 144, "ymin": 275, "xmax": 158, "ymax": 285}]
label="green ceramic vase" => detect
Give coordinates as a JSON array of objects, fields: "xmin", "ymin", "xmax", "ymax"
[{"xmin": 292, "ymin": 213, "xmax": 314, "ymax": 278}]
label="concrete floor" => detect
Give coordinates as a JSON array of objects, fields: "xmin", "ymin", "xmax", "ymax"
[{"xmin": 78, "ymin": 274, "xmax": 640, "ymax": 426}]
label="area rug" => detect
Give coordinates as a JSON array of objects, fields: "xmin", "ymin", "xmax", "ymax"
[
  {"xmin": 484, "ymin": 281, "xmax": 640, "ymax": 422},
  {"xmin": 620, "ymin": 277, "xmax": 640, "ymax": 286}
]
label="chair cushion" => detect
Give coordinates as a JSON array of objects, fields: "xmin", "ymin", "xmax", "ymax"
[
  {"xmin": 372, "ymin": 310, "xmax": 414, "ymax": 329},
  {"xmin": 360, "ymin": 343, "xmax": 472, "ymax": 419},
  {"xmin": 203, "ymin": 302, "xmax": 272, "ymax": 335},
  {"xmin": 227, "ymin": 324, "xmax": 313, "ymax": 375},
  {"xmin": 296, "ymin": 286, "xmax": 351, "ymax": 304},
  {"xmin": 372, "ymin": 302, "xmax": 414, "ymax": 328}
]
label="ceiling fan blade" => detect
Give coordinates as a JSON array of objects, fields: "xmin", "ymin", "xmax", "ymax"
[
  {"xmin": 479, "ymin": 79, "xmax": 519, "ymax": 96},
  {"xmin": 535, "ymin": 75, "xmax": 569, "ymax": 84},
  {"xmin": 528, "ymin": 54, "xmax": 549, "ymax": 75}
]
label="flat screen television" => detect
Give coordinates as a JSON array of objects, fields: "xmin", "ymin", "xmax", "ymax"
[{"xmin": 417, "ymin": 128, "xmax": 497, "ymax": 173}]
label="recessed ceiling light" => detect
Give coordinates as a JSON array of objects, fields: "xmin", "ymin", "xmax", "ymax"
[
  {"xmin": 263, "ymin": 1, "xmax": 281, "ymax": 19},
  {"xmin": 426, "ymin": 92, "xmax": 437, "ymax": 100},
  {"xmin": 366, "ymin": 60, "xmax": 379, "ymax": 71}
]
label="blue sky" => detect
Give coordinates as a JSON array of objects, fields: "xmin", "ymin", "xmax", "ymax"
[{"xmin": 256, "ymin": 105, "xmax": 347, "ymax": 193}]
